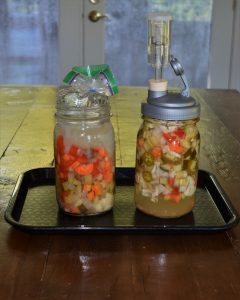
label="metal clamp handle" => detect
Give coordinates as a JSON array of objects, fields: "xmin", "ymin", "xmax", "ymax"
[{"xmin": 170, "ymin": 55, "xmax": 190, "ymax": 97}]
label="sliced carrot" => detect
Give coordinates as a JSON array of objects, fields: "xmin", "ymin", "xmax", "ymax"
[
  {"xmin": 97, "ymin": 148, "xmax": 108, "ymax": 157},
  {"xmin": 77, "ymin": 154, "xmax": 88, "ymax": 164},
  {"xmin": 68, "ymin": 144, "xmax": 79, "ymax": 157},
  {"xmin": 104, "ymin": 171, "xmax": 113, "ymax": 183},
  {"xmin": 151, "ymin": 146, "xmax": 162, "ymax": 157},
  {"xmin": 162, "ymin": 132, "xmax": 174, "ymax": 143},
  {"xmin": 92, "ymin": 164, "xmax": 100, "ymax": 176},
  {"xmin": 164, "ymin": 188, "xmax": 181, "ymax": 203},
  {"xmin": 75, "ymin": 163, "xmax": 94, "ymax": 175},
  {"xmin": 62, "ymin": 153, "xmax": 74, "ymax": 162},
  {"xmin": 87, "ymin": 190, "xmax": 95, "ymax": 202},
  {"xmin": 69, "ymin": 160, "xmax": 80, "ymax": 170},
  {"xmin": 92, "ymin": 182, "xmax": 102, "ymax": 196},
  {"xmin": 104, "ymin": 160, "xmax": 112, "ymax": 172},
  {"xmin": 169, "ymin": 142, "xmax": 183, "ymax": 154},
  {"xmin": 57, "ymin": 135, "xmax": 64, "ymax": 155},
  {"xmin": 59, "ymin": 171, "xmax": 67, "ymax": 180},
  {"xmin": 70, "ymin": 206, "xmax": 81, "ymax": 214}
]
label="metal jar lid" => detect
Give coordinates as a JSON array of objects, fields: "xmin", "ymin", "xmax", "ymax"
[{"xmin": 141, "ymin": 92, "xmax": 200, "ymax": 120}]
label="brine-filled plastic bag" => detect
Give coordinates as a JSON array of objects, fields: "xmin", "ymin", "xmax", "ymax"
[{"xmin": 63, "ymin": 64, "xmax": 119, "ymax": 96}]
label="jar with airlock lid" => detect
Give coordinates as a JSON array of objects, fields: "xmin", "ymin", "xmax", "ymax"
[
  {"xmin": 134, "ymin": 92, "xmax": 200, "ymax": 218},
  {"xmin": 54, "ymin": 86, "xmax": 115, "ymax": 216}
]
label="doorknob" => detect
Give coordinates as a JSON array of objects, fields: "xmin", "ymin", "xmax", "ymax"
[
  {"xmin": 89, "ymin": 0, "xmax": 100, "ymax": 3},
  {"xmin": 88, "ymin": 10, "xmax": 109, "ymax": 22}
]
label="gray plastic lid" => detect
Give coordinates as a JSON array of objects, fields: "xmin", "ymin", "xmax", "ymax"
[{"xmin": 141, "ymin": 93, "xmax": 200, "ymax": 120}]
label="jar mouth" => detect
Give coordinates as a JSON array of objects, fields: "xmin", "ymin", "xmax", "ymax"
[{"xmin": 56, "ymin": 107, "xmax": 111, "ymax": 121}]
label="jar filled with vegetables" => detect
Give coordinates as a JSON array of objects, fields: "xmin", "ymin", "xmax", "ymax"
[
  {"xmin": 134, "ymin": 82, "xmax": 200, "ymax": 218},
  {"xmin": 54, "ymin": 86, "xmax": 115, "ymax": 216},
  {"xmin": 135, "ymin": 13, "xmax": 200, "ymax": 218}
]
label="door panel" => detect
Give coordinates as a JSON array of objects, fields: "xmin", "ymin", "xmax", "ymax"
[
  {"xmin": 84, "ymin": 0, "xmax": 105, "ymax": 65},
  {"xmin": 59, "ymin": 0, "xmax": 84, "ymax": 81}
]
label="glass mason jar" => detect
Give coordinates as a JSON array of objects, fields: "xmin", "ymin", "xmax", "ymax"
[
  {"xmin": 134, "ymin": 93, "xmax": 200, "ymax": 218},
  {"xmin": 54, "ymin": 87, "xmax": 115, "ymax": 216}
]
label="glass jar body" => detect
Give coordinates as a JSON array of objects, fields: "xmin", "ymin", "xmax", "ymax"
[
  {"xmin": 54, "ymin": 116, "xmax": 115, "ymax": 216},
  {"xmin": 134, "ymin": 117, "xmax": 200, "ymax": 218}
]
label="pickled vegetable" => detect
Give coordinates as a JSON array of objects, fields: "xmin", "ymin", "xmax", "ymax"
[
  {"xmin": 134, "ymin": 119, "xmax": 200, "ymax": 218},
  {"xmin": 55, "ymin": 134, "xmax": 115, "ymax": 215}
]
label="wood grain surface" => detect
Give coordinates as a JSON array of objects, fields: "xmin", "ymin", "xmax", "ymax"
[{"xmin": 1, "ymin": 86, "xmax": 240, "ymax": 300}]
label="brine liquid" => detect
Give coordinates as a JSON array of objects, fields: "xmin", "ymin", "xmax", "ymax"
[{"xmin": 135, "ymin": 190, "xmax": 195, "ymax": 218}]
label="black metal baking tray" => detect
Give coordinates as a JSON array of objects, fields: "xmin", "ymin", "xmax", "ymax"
[{"xmin": 4, "ymin": 167, "xmax": 239, "ymax": 233}]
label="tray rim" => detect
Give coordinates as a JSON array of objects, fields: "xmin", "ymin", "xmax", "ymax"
[{"xmin": 4, "ymin": 167, "xmax": 240, "ymax": 233}]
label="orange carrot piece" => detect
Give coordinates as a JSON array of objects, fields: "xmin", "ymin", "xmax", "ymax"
[
  {"xmin": 70, "ymin": 206, "xmax": 81, "ymax": 214},
  {"xmin": 87, "ymin": 190, "xmax": 95, "ymax": 202},
  {"xmin": 70, "ymin": 161, "xmax": 80, "ymax": 170},
  {"xmin": 164, "ymin": 188, "xmax": 181, "ymax": 203},
  {"xmin": 92, "ymin": 182, "xmax": 102, "ymax": 196},
  {"xmin": 59, "ymin": 172, "xmax": 66, "ymax": 180},
  {"xmin": 62, "ymin": 153, "xmax": 74, "ymax": 162},
  {"xmin": 104, "ymin": 172, "xmax": 113, "ymax": 183},
  {"xmin": 169, "ymin": 142, "xmax": 183, "ymax": 154},
  {"xmin": 151, "ymin": 146, "xmax": 162, "ymax": 157},
  {"xmin": 98, "ymin": 148, "xmax": 108, "ymax": 157},
  {"xmin": 57, "ymin": 135, "xmax": 65, "ymax": 155},
  {"xmin": 77, "ymin": 154, "xmax": 88, "ymax": 164},
  {"xmin": 162, "ymin": 132, "xmax": 173, "ymax": 142},
  {"xmin": 104, "ymin": 160, "xmax": 112, "ymax": 172},
  {"xmin": 68, "ymin": 144, "xmax": 79, "ymax": 157},
  {"xmin": 75, "ymin": 163, "xmax": 94, "ymax": 175}
]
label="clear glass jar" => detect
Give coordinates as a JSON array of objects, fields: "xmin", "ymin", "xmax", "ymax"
[
  {"xmin": 135, "ymin": 117, "xmax": 200, "ymax": 218},
  {"xmin": 54, "ymin": 87, "xmax": 115, "ymax": 216}
]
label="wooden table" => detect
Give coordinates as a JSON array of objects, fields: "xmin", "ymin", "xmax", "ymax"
[{"xmin": 0, "ymin": 86, "xmax": 240, "ymax": 299}]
